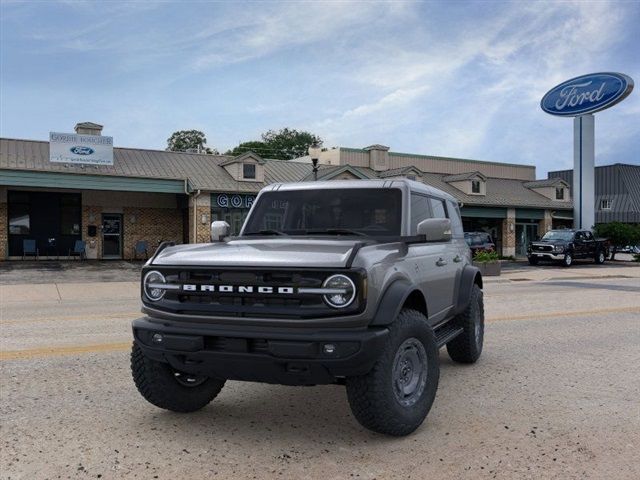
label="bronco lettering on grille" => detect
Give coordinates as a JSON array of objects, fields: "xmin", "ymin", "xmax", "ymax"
[{"xmin": 181, "ymin": 284, "xmax": 295, "ymax": 294}]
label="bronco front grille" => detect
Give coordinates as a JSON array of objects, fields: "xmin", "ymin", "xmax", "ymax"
[{"xmin": 142, "ymin": 267, "xmax": 365, "ymax": 320}]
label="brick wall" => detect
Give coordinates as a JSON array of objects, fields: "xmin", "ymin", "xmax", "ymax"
[
  {"xmin": 501, "ymin": 208, "xmax": 516, "ymax": 257},
  {"xmin": 0, "ymin": 201, "xmax": 7, "ymax": 260},
  {"xmin": 188, "ymin": 194, "xmax": 211, "ymax": 244},
  {"xmin": 539, "ymin": 210, "xmax": 553, "ymax": 236},
  {"xmin": 123, "ymin": 206, "xmax": 183, "ymax": 259}
]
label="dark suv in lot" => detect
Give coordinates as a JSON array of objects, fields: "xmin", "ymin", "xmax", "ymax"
[{"xmin": 464, "ymin": 232, "xmax": 495, "ymax": 255}]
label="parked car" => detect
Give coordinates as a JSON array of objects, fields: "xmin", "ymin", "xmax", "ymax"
[
  {"xmin": 527, "ymin": 229, "xmax": 609, "ymax": 267},
  {"xmin": 464, "ymin": 232, "xmax": 495, "ymax": 255},
  {"xmin": 131, "ymin": 179, "xmax": 484, "ymax": 436}
]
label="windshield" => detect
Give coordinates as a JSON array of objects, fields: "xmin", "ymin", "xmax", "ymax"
[
  {"xmin": 541, "ymin": 231, "xmax": 574, "ymax": 241},
  {"xmin": 242, "ymin": 188, "xmax": 402, "ymax": 236}
]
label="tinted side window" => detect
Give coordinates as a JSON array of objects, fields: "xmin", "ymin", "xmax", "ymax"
[
  {"xmin": 430, "ymin": 198, "xmax": 447, "ymax": 219},
  {"xmin": 410, "ymin": 194, "xmax": 431, "ymax": 234},
  {"xmin": 446, "ymin": 200, "xmax": 464, "ymax": 238}
]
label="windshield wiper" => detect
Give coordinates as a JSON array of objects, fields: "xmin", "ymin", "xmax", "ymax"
[
  {"xmin": 306, "ymin": 228, "xmax": 367, "ymax": 237},
  {"xmin": 243, "ymin": 229, "xmax": 287, "ymax": 236}
]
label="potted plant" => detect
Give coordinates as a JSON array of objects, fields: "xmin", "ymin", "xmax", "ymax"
[{"xmin": 473, "ymin": 250, "xmax": 501, "ymax": 276}]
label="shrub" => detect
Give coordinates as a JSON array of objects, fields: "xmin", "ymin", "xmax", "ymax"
[{"xmin": 473, "ymin": 250, "xmax": 500, "ymax": 263}]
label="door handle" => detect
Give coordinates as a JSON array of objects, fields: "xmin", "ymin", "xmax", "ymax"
[
  {"xmin": 453, "ymin": 255, "xmax": 462, "ymax": 263},
  {"xmin": 436, "ymin": 258, "xmax": 448, "ymax": 267}
]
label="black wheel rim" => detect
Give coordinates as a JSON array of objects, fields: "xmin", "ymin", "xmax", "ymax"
[
  {"xmin": 172, "ymin": 370, "xmax": 208, "ymax": 387},
  {"xmin": 392, "ymin": 338, "xmax": 428, "ymax": 407}
]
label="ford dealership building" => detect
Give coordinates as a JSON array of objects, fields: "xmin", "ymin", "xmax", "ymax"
[{"xmin": 0, "ymin": 122, "xmax": 574, "ymax": 260}]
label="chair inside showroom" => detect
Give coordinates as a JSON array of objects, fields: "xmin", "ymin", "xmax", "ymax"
[
  {"xmin": 69, "ymin": 240, "xmax": 86, "ymax": 260},
  {"xmin": 22, "ymin": 239, "xmax": 39, "ymax": 260},
  {"xmin": 134, "ymin": 240, "xmax": 149, "ymax": 260}
]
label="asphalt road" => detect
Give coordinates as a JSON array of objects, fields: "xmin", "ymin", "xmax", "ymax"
[{"xmin": 1, "ymin": 265, "xmax": 639, "ymax": 479}]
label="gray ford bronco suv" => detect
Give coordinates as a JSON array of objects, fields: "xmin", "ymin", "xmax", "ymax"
[{"xmin": 131, "ymin": 180, "xmax": 484, "ymax": 436}]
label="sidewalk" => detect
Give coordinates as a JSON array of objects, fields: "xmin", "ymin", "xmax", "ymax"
[
  {"xmin": 0, "ymin": 260, "xmax": 144, "ymax": 285},
  {"xmin": 486, "ymin": 260, "xmax": 640, "ymax": 283},
  {"xmin": 0, "ymin": 281, "xmax": 139, "ymax": 305}
]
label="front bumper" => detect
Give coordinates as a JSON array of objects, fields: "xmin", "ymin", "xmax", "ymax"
[
  {"xmin": 132, "ymin": 316, "xmax": 389, "ymax": 386},
  {"xmin": 528, "ymin": 252, "xmax": 566, "ymax": 261}
]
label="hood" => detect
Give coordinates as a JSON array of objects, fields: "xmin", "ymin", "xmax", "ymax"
[
  {"xmin": 151, "ymin": 238, "xmax": 362, "ymax": 268},
  {"xmin": 531, "ymin": 239, "xmax": 568, "ymax": 246}
]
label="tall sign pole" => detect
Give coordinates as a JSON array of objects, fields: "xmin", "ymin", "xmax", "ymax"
[
  {"xmin": 573, "ymin": 114, "xmax": 594, "ymax": 229},
  {"xmin": 541, "ymin": 72, "xmax": 633, "ymax": 230}
]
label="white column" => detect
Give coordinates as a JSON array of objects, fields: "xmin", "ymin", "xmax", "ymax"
[{"xmin": 573, "ymin": 114, "xmax": 595, "ymax": 230}]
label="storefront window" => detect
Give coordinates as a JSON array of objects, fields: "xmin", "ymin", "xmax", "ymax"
[
  {"xmin": 211, "ymin": 193, "xmax": 256, "ymax": 235},
  {"xmin": 60, "ymin": 194, "xmax": 81, "ymax": 235},
  {"xmin": 9, "ymin": 205, "xmax": 30, "ymax": 234}
]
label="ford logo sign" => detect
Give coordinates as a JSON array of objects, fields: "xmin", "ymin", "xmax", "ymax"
[
  {"xmin": 541, "ymin": 72, "xmax": 633, "ymax": 117},
  {"xmin": 70, "ymin": 146, "xmax": 95, "ymax": 155}
]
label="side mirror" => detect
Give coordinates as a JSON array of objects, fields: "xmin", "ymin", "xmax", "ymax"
[
  {"xmin": 417, "ymin": 218, "xmax": 452, "ymax": 242},
  {"xmin": 211, "ymin": 221, "xmax": 230, "ymax": 242}
]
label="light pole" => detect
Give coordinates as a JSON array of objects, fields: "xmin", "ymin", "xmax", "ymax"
[{"xmin": 308, "ymin": 144, "xmax": 321, "ymax": 181}]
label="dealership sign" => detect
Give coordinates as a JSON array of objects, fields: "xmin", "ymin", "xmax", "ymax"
[
  {"xmin": 213, "ymin": 193, "xmax": 255, "ymax": 209},
  {"xmin": 541, "ymin": 72, "xmax": 634, "ymax": 117},
  {"xmin": 49, "ymin": 132, "xmax": 114, "ymax": 165}
]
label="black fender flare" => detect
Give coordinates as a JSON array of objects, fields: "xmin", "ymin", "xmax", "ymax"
[
  {"xmin": 454, "ymin": 265, "xmax": 483, "ymax": 315},
  {"xmin": 370, "ymin": 279, "xmax": 423, "ymax": 326}
]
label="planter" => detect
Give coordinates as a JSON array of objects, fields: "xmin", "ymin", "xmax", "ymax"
[{"xmin": 473, "ymin": 260, "xmax": 501, "ymax": 276}]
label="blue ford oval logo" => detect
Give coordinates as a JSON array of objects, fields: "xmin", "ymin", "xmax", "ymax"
[
  {"xmin": 70, "ymin": 146, "xmax": 95, "ymax": 155},
  {"xmin": 541, "ymin": 72, "xmax": 634, "ymax": 117}
]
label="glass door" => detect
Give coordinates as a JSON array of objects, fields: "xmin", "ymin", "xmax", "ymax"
[
  {"xmin": 102, "ymin": 214, "xmax": 123, "ymax": 259},
  {"xmin": 515, "ymin": 223, "xmax": 539, "ymax": 257}
]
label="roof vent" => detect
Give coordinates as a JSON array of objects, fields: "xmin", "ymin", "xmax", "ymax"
[{"xmin": 74, "ymin": 122, "xmax": 103, "ymax": 136}]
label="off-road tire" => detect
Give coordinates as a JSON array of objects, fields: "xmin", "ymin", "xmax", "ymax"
[
  {"xmin": 595, "ymin": 250, "xmax": 606, "ymax": 264},
  {"xmin": 131, "ymin": 342, "xmax": 225, "ymax": 413},
  {"xmin": 562, "ymin": 253, "xmax": 573, "ymax": 267},
  {"xmin": 528, "ymin": 256, "xmax": 539, "ymax": 266},
  {"xmin": 447, "ymin": 284, "xmax": 484, "ymax": 363},
  {"xmin": 345, "ymin": 309, "xmax": 439, "ymax": 436}
]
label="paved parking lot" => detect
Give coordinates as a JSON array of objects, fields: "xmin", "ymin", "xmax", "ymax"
[{"xmin": 1, "ymin": 262, "xmax": 639, "ymax": 479}]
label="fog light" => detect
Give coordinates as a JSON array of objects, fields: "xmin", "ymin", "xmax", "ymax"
[
  {"xmin": 152, "ymin": 333, "xmax": 163, "ymax": 343},
  {"xmin": 323, "ymin": 343, "xmax": 336, "ymax": 354}
]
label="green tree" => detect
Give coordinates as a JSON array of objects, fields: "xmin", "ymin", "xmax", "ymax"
[
  {"xmin": 260, "ymin": 128, "xmax": 322, "ymax": 160},
  {"xmin": 225, "ymin": 141, "xmax": 268, "ymax": 157},
  {"xmin": 226, "ymin": 128, "xmax": 323, "ymax": 160},
  {"xmin": 593, "ymin": 222, "xmax": 640, "ymax": 260},
  {"xmin": 167, "ymin": 130, "xmax": 217, "ymax": 154}
]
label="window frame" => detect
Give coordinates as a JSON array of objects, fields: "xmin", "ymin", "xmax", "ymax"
[
  {"xmin": 242, "ymin": 163, "xmax": 256, "ymax": 180},
  {"xmin": 555, "ymin": 187, "xmax": 564, "ymax": 200},
  {"xmin": 600, "ymin": 199, "xmax": 612, "ymax": 210},
  {"xmin": 471, "ymin": 179, "xmax": 481, "ymax": 194}
]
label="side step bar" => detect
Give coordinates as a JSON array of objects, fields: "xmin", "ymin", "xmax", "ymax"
[{"xmin": 435, "ymin": 324, "xmax": 464, "ymax": 348}]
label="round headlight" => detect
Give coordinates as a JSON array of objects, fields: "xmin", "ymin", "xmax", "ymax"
[
  {"xmin": 322, "ymin": 274, "xmax": 356, "ymax": 308},
  {"xmin": 555, "ymin": 245, "xmax": 565, "ymax": 252},
  {"xmin": 143, "ymin": 270, "xmax": 166, "ymax": 301}
]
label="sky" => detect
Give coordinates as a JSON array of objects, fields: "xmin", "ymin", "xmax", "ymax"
[{"xmin": 1, "ymin": 0, "xmax": 638, "ymax": 177}]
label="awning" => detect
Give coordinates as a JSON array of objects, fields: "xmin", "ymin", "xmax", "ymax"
[{"xmin": 1, "ymin": 169, "xmax": 187, "ymax": 194}]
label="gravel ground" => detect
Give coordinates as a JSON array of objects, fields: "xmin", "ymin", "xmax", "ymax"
[{"xmin": 1, "ymin": 267, "xmax": 639, "ymax": 479}]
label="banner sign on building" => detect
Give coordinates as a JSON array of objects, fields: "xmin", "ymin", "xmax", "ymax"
[
  {"xmin": 49, "ymin": 132, "xmax": 114, "ymax": 165},
  {"xmin": 540, "ymin": 72, "xmax": 634, "ymax": 117}
]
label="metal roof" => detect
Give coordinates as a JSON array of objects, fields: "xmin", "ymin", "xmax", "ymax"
[
  {"xmin": 443, "ymin": 171, "xmax": 487, "ymax": 182},
  {"xmin": 523, "ymin": 178, "xmax": 567, "ymax": 188},
  {"xmin": 1, "ymin": 137, "xmax": 572, "ymax": 209},
  {"xmin": 0, "ymin": 137, "xmax": 309, "ymax": 194}
]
